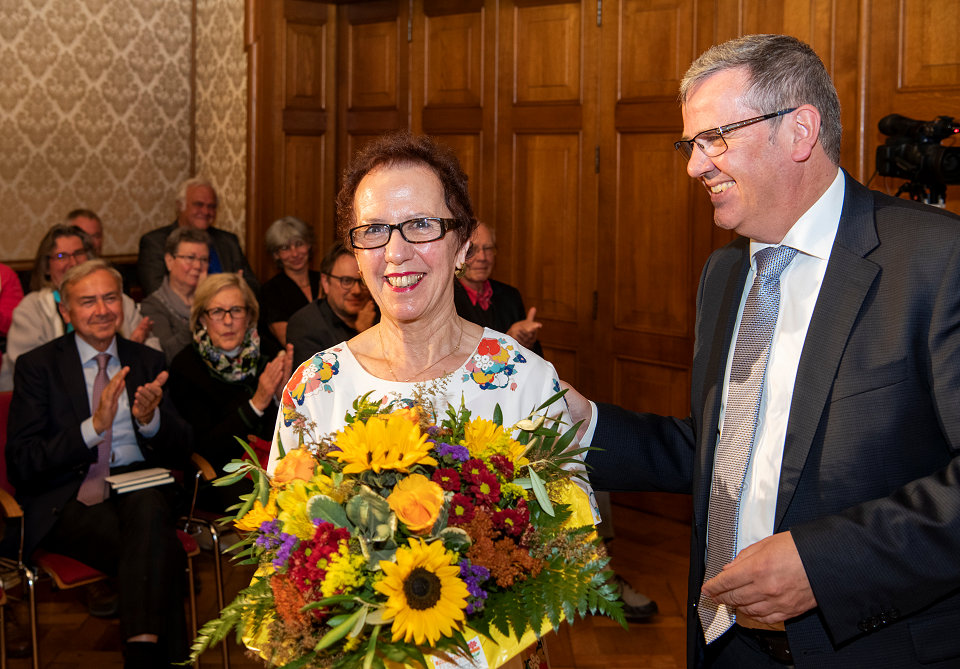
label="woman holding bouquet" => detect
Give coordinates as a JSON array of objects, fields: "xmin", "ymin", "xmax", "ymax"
[{"xmin": 269, "ymin": 132, "xmax": 590, "ymax": 474}]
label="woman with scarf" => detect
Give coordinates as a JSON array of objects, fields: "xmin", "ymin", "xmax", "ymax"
[{"xmin": 169, "ymin": 272, "xmax": 292, "ymax": 511}]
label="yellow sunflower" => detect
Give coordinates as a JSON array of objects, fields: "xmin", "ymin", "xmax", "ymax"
[
  {"xmin": 234, "ymin": 493, "xmax": 277, "ymax": 532},
  {"xmin": 374, "ymin": 538, "xmax": 469, "ymax": 646},
  {"xmin": 332, "ymin": 414, "xmax": 437, "ymax": 474},
  {"xmin": 463, "ymin": 417, "xmax": 528, "ymax": 465}
]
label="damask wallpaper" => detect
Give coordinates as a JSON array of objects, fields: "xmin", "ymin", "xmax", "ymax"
[{"xmin": 0, "ymin": 0, "xmax": 246, "ymax": 264}]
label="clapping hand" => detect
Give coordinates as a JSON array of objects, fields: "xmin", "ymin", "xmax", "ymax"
[
  {"xmin": 132, "ymin": 370, "xmax": 168, "ymax": 426},
  {"xmin": 130, "ymin": 317, "xmax": 154, "ymax": 344},
  {"xmin": 506, "ymin": 307, "xmax": 542, "ymax": 349},
  {"xmin": 253, "ymin": 345, "xmax": 294, "ymax": 411},
  {"xmin": 92, "ymin": 366, "xmax": 130, "ymax": 434}
]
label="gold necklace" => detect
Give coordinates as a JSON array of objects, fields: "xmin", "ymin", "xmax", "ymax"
[{"xmin": 379, "ymin": 321, "xmax": 465, "ymax": 382}]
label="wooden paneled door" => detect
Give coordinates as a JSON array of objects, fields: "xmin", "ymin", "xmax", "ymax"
[{"xmin": 247, "ymin": 0, "xmax": 338, "ymax": 275}]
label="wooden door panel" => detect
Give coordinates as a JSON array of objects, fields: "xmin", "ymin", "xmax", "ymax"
[
  {"xmin": 512, "ymin": 132, "xmax": 582, "ymax": 324},
  {"xmin": 424, "ymin": 12, "xmax": 483, "ymax": 107},
  {"xmin": 348, "ymin": 21, "xmax": 400, "ymax": 109},
  {"xmin": 514, "ymin": 3, "xmax": 582, "ymax": 103},
  {"xmin": 613, "ymin": 131, "xmax": 691, "ymax": 337},
  {"xmin": 619, "ymin": 0, "xmax": 693, "ymax": 100},
  {"xmin": 901, "ymin": 1, "xmax": 960, "ymax": 88},
  {"xmin": 284, "ymin": 22, "xmax": 328, "ymax": 110},
  {"xmin": 431, "ymin": 133, "xmax": 482, "ymax": 216},
  {"xmin": 283, "ymin": 135, "xmax": 329, "ymax": 234},
  {"xmin": 613, "ymin": 357, "xmax": 689, "ymax": 416}
]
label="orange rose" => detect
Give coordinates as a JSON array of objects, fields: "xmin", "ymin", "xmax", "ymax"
[
  {"xmin": 387, "ymin": 474, "xmax": 445, "ymax": 534},
  {"xmin": 272, "ymin": 448, "xmax": 317, "ymax": 485}
]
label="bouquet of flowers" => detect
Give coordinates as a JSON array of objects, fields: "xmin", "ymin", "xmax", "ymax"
[{"xmin": 190, "ymin": 389, "xmax": 624, "ymax": 669}]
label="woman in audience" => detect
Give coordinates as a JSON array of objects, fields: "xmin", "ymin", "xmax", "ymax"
[
  {"xmin": 0, "ymin": 224, "xmax": 156, "ymax": 390},
  {"xmin": 259, "ymin": 216, "xmax": 320, "ymax": 355},
  {"xmin": 140, "ymin": 228, "xmax": 211, "ymax": 364},
  {"xmin": 169, "ymin": 273, "xmax": 292, "ymax": 512},
  {"xmin": 0, "ymin": 262, "xmax": 24, "ymax": 352}
]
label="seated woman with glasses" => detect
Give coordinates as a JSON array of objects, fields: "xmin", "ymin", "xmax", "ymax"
[
  {"xmin": 169, "ymin": 273, "xmax": 293, "ymax": 511},
  {"xmin": 0, "ymin": 223, "xmax": 158, "ymax": 391},
  {"xmin": 140, "ymin": 227, "xmax": 211, "ymax": 364},
  {"xmin": 267, "ymin": 130, "xmax": 597, "ymax": 520},
  {"xmin": 259, "ymin": 216, "xmax": 321, "ymax": 357}
]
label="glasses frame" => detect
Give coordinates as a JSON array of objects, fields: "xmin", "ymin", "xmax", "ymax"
[
  {"xmin": 204, "ymin": 306, "xmax": 248, "ymax": 322},
  {"xmin": 349, "ymin": 217, "xmax": 459, "ymax": 250},
  {"xmin": 49, "ymin": 250, "xmax": 89, "ymax": 262},
  {"xmin": 674, "ymin": 108, "xmax": 797, "ymax": 160},
  {"xmin": 325, "ymin": 273, "xmax": 367, "ymax": 291},
  {"xmin": 173, "ymin": 253, "xmax": 210, "ymax": 265}
]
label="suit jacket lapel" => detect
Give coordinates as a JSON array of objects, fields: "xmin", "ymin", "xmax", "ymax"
[
  {"xmin": 56, "ymin": 332, "xmax": 92, "ymax": 421},
  {"xmin": 775, "ymin": 173, "xmax": 881, "ymax": 528}
]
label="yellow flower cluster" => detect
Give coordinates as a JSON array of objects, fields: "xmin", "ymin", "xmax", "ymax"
[
  {"xmin": 320, "ymin": 543, "xmax": 367, "ymax": 598},
  {"xmin": 234, "ymin": 495, "xmax": 277, "ymax": 532},
  {"xmin": 332, "ymin": 414, "xmax": 438, "ymax": 473},
  {"xmin": 462, "ymin": 417, "xmax": 529, "ymax": 466}
]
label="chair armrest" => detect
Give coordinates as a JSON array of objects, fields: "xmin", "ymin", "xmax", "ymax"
[
  {"xmin": 191, "ymin": 452, "xmax": 218, "ymax": 482},
  {"xmin": 0, "ymin": 487, "xmax": 23, "ymax": 519}
]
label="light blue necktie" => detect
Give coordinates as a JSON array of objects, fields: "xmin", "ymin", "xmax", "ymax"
[{"xmin": 698, "ymin": 245, "xmax": 798, "ymax": 643}]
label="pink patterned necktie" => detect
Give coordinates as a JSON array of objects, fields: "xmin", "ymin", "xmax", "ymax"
[
  {"xmin": 698, "ymin": 245, "xmax": 798, "ymax": 643},
  {"xmin": 77, "ymin": 352, "xmax": 112, "ymax": 506}
]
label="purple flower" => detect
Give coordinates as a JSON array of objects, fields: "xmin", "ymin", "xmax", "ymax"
[
  {"xmin": 436, "ymin": 442, "xmax": 470, "ymax": 463},
  {"xmin": 256, "ymin": 519, "xmax": 299, "ymax": 568},
  {"xmin": 459, "ymin": 560, "xmax": 490, "ymax": 614}
]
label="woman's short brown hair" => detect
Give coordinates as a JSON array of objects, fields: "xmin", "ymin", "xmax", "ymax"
[{"xmin": 335, "ymin": 131, "xmax": 477, "ymax": 249}]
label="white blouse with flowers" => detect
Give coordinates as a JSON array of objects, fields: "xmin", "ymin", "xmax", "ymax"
[{"xmin": 267, "ymin": 328, "xmax": 598, "ymax": 519}]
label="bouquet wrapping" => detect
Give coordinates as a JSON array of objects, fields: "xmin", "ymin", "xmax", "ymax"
[{"xmin": 190, "ymin": 389, "xmax": 624, "ymax": 668}]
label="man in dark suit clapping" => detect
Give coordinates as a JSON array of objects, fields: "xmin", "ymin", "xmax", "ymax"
[
  {"xmin": 564, "ymin": 34, "xmax": 960, "ymax": 668},
  {"xmin": 6, "ymin": 259, "xmax": 191, "ymax": 669}
]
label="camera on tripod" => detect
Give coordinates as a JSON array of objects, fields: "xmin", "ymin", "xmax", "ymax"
[{"xmin": 876, "ymin": 114, "xmax": 960, "ymax": 205}]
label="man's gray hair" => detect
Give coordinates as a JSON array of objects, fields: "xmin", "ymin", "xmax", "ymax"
[
  {"xmin": 680, "ymin": 34, "xmax": 841, "ymax": 164},
  {"xmin": 60, "ymin": 259, "xmax": 123, "ymax": 305},
  {"xmin": 176, "ymin": 177, "xmax": 218, "ymax": 211}
]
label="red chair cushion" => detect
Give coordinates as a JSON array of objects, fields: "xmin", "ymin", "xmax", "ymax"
[{"xmin": 32, "ymin": 549, "xmax": 107, "ymax": 587}]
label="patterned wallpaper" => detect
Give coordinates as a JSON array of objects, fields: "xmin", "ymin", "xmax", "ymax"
[
  {"xmin": 195, "ymin": 0, "xmax": 246, "ymax": 243},
  {"xmin": 0, "ymin": 0, "xmax": 247, "ymax": 263}
]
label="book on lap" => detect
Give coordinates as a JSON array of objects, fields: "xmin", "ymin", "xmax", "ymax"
[{"xmin": 105, "ymin": 467, "xmax": 173, "ymax": 494}]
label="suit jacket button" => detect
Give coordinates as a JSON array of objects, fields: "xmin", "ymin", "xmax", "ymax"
[{"xmin": 858, "ymin": 620, "xmax": 870, "ymax": 632}]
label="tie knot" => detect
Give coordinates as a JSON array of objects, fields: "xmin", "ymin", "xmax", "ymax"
[
  {"xmin": 754, "ymin": 245, "xmax": 798, "ymax": 281},
  {"xmin": 95, "ymin": 352, "xmax": 110, "ymax": 372}
]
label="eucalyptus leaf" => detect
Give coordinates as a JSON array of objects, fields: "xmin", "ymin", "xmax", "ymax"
[
  {"xmin": 315, "ymin": 608, "xmax": 363, "ymax": 652},
  {"xmin": 528, "ymin": 466, "xmax": 554, "ymax": 516}
]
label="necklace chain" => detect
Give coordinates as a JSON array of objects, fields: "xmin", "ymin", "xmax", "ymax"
[{"xmin": 380, "ymin": 321, "xmax": 465, "ymax": 382}]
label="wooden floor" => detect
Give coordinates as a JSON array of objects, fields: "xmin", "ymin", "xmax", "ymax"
[{"xmin": 2, "ymin": 504, "xmax": 690, "ymax": 668}]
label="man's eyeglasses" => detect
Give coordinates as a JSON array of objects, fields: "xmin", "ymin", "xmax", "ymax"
[
  {"xmin": 674, "ymin": 108, "xmax": 797, "ymax": 160},
  {"xmin": 204, "ymin": 306, "xmax": 248, "ymax": 322},
  {"xmin": 349, "ymin": 217, "xmax": 459, "ymax": 249},
  {"xmin": 49, "ymin": 250, "xmax": 88, "ymax": 262},
  {"xmin": 325, "ymin": 274, "xmax": 367, "ymax": 291},
  {"xmin": 470, "ymin": 244, "xmax": 497, "ymax": 258},
  {"xmin": 174, "ymin": 254, "xmax": 210, "ymax": 265}
]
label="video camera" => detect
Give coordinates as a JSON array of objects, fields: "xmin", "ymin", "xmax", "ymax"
[{"xmin": 876, "ymin": 113, "xmax": 960, "ymax": 205}]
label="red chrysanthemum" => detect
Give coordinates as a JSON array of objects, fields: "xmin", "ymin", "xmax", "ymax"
[
  {"xmin": 287, "ymin": 521, "xmax": 350, "ymax": 597},
  {"xmin": 488, "ymin": 454, "xmax": 514, "ymax": 481},
  {"xmin": 449, "ymin": 493, "xmax": 476, "ymax": 525},
  {"xmin": 493, "ymin": 507, "xmax": 528, "ymax": 537},
  {"xmin": 461, "ymin": 458, "xmax": 487, "ymax": 481},
  {"xmin": 432, "ymin": 467, "xmax": 462, "ymax": 492},
  {"xmin": 468, "ymin": 468, "xmax": 501, "ymax": 505}
]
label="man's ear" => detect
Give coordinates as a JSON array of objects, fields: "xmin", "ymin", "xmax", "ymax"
[
  {"xmin": 791, "ymin": 105, "xmax": 821, "ymax": 162},
  {"xmin": 58, "ymin": 298, "xmax": 72, "ymax": 326}
]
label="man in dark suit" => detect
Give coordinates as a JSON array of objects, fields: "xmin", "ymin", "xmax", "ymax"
[
  {"xmin": 564, "ymin": 34, "xmax": 960, "ymax": 668},
  {"xmin": 137, "ymin": 177, "xmax": 259, "ymax": 297},
  {"xmin": 6, "ymin": 259, "xmax": 191, "ymax": 668},
  {"xmin": 454, "ymin": 222, "xmax": 543, "ymax": 356}
]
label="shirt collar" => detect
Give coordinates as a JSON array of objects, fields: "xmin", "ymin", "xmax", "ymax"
[
  {"xmin": 750, "ymin": 167, "xmax": 844, "ymax": 263},
  {"xmin": 75, "ymin": 334, "xmax": 119, "ymax": 366}
]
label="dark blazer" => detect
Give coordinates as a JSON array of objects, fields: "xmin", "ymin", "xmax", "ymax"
[
  {"xmin": 286, "ymin": 299, "xmax": 365, "ymax": 369},
  {"xmin": 137, "ymin": 221, "xmax": 260, "ymax": 296},
  {"xmin": 587, "ymin": 172, "xmax": 960, "ymax": 668},
  {"xmin": 454, "ymin": 278, "xmax": 543, "ymax": 356},
  {"xmin": 6, "ymin": 333, "xmax": 191, "ymax": 557}
]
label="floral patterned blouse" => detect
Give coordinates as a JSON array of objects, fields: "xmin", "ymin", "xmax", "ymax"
[{"xmin": 267, "ymin": 327, "xmax": 598, "ymax": 519}]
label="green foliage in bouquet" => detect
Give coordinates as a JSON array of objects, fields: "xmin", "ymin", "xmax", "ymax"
[{"xmin": 188, "ymin": 387, "xmax": 624, "ymax": 669}]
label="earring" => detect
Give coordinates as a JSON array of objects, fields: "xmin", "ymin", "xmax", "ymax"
[{"xmin": 455, "ymin": 264, "xmax": 467, "ymax": 279}]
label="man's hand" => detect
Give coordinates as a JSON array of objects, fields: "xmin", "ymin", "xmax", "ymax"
[
  {"xmin": 558, "ymin": 380, "xmax": 593, "ymax": 444},
  {"xmin": 700, "ymin": 531, "xmax": 817, "ymax": 625},
  {"xmin": 92, "ymin": 366, "xmax": 130, "ymax": 434},
  {"xmin": 130, "ymin": 317, "xmax": 154, "ymax": 344},
  {"xmin": 132, "ymin": 370, "xmax": 168, "ymax": 426},
  {"xmin": 356, "ymin": 300, "xmax": 377, "ymax": 332},
  {"xmin": 506, "ymin": 307, "xmax": 542, "ymax": 348}
]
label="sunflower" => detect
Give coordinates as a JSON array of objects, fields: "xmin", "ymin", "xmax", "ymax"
[
  {"xmin": 234, "ymin": 494, "xmax": 277, "ymax": 532},
  {"xmin": 332, "ymin": 414, "xmax": 437, "ymax": 474},
  {"xmin": 374, "ymin": 538, "xmax": 469, "ymax": 646},
  {"xmin": 462, "ymin": 417, "xmax": 528, "ymax": 466}
]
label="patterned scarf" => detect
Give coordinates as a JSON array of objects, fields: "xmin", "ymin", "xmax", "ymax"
[{"xmin": 193, "ymin": 325, "xmax": 260, "ymax": 382}]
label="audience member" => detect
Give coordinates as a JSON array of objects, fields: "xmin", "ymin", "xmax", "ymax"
[
  {"xmin": 259, "ymin": 216, "xmax": 321, "ymax": 357},
  {"xmin": 286, "ymin": 241, "xmax": 377, "ymax": 368},
  {"xmin": 137, "ymin": 177, "xmax": 259, "ymax": 296},
  {"xmin": 140, "ymin": 228, "xmax": 211, "ymax": 364},
  {"xmin": 168, "ymin": 273, "xmax": 292, "ymax": 512},
  {"xmin": 0, "ymin": 262, "xmax": 24, "ymax": 350},
  {"xmin": 455, "ymin": 222, "xmax": 543, "ymax": 355},
  {"xmin": 6, "ymin": 259, "xmax": 190, "ymax": 668},
  {"xmin": 0, "ymin": 225, "xmax": 158, "ymax": 391},
  {"xmin": 66, "ymin": 209, "xmax": 104, "ymax": 256}
]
